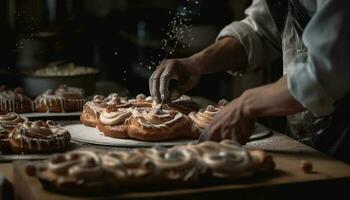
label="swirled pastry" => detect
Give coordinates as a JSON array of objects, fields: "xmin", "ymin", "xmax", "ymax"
[
  {"xmin": 0, "ymin": 86, "xmax": 33, "ymax": 113},
  {"xmin": 28, "ymin": 140, "xmax": 275, "ymax": 195},
  {"xmin": 0, "ymin": 110, "xmax": 27, "ymax": 152},
  {"xmin": 80, "ymin": 94, "xmax": 128, "ymax": 127},
  {"xmin": 96, "ymin": 104, "xmax": 133, "ymax": 138},
  {"xmin": 127, "ymin": 108, "xmax": 193, "ymax": 141},
  {"xmin": 54, "ymin": 85, "xmax": 85, "ymax": 112},
  {"xmin": 9, "ymin": 120, "xmax": 71, "ymax": 153},
  {"xmin": 189, "ymin": 105, "xmax": 221, "ymax": 135},
  {"xmin": 128, "ymin": 94, "xmax": 153, "ymax": 108},
  {"xmin": 166, "ymin": 95, "xmax": 199, "ymax": 115},
  {"xmin": 34, "ymin": 89, "xmax": 67, "ymax": 113}
]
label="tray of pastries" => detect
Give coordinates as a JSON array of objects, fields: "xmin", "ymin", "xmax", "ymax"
[
  {"xmin": 0, "ymin": 85, "xmax": 86, "ymax": 119},
  {"xmin": 61, "ymin": 93, "xmax": 271, "ymax": 147},
  {"xmin": 24, "ymin": 140, "xmax": 276, "ymax": 196}
]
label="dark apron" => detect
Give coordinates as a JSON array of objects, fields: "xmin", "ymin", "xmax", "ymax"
[{"xmin": 266, "ymin": 0, "xmax": 350, "ymax": 163}]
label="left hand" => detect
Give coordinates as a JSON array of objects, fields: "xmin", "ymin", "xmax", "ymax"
[{"xmin": 200, "ymin": 97, "xmax": 256, "ymax": 145}]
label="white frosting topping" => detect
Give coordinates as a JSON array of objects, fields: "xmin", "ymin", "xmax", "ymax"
[{"xmin": 99, "ymin": 108, "xmax": 132, "ymax": 125}]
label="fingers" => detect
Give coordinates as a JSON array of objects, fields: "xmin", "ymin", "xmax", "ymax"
[
  {"xmin": 149, "ymin": 65, "xmax": 165, "ymax": 103},
  {"xmin": 159, "ymin": 61, "xmax": 176, "ymax": 101}
]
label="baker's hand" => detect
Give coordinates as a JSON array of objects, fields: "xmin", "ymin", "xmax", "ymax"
[
  {"xmin": 200, "ymin": 97, "xmax": 256, "ymax": 145},
  {"xmin": 149, "ymin": 57, "xmax": 201, "ymax": 103}
]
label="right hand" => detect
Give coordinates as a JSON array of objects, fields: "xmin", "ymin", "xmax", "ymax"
[{"xmin": 149, "ymin": 57, "xmax": 202, "ymax": 103}]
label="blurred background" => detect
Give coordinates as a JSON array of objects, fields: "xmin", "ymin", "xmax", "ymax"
[{"xmin": 0, "ymin": 0, "xmax": 284, "ymax": 129}]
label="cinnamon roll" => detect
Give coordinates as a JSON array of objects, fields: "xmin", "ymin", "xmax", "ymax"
[
  {"xmin": 96, "ymin": 104, "xmax": 133, "ymax": 138},
  {"xmin": 0, "ymin": 86, "xmax": 33, "ymax": 113},
  {"xmin": 166, "ymin": 95, "xmax": 199, "ymax": 115},
  {"xmin": 128, "ymin": 94, "xmax": 153, "ymax": 108},
  {"xmin": 9, "ymin": 120, "xmax": 71, "ymax": 153},
  {"xmin": 34, "ymin": 89, "xmax": 67, "ymax": 113},
  {"xmin": 0, "ymin": 110, "xmax": 27, "ymax": 152},
  {"xmin": 80, "ymin": 94, "xmax": 129, "ymax": 127},
  {"xmin": 35, "ymin": 150, "xmax": 108, "ymax": 194},
  {"xmin": 80, "ymin": 95, "xmax": 105, "ymax": 127},
  {"xmin": 189, "ymin": 105, "xmax": 222, "ymax": 136},
  {"xmin": 54, "ymin": 85, "xmax": 85, "ymax": 112},
  {"xmin": 127, "ymin": 108, "xmax": 193, "ymax": 141},
  {"xmin": 29, "ymin": 140, "xmax": 275, "ymax": 194}
]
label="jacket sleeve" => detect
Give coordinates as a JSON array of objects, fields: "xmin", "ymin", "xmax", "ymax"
[{"xmin": 217, "ymin": 0, "xmax": 282, "ymax": 72}]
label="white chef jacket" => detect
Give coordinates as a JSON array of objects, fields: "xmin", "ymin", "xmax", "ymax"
[{"xmin": 217, "ymin": 0, "xmax": 350, "ymax": 117}]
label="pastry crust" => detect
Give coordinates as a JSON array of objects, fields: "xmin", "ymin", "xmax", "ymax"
[{"xmin": 9, "ymin": 120, "xmax": 71, "ymax": 154}]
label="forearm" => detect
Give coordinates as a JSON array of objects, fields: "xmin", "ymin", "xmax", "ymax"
[
  {"xmin": 240, "ymin": 75, "xmax": 305, "ymax": 118},
  {"xmin": 191, "ymin": 37, "xmax": 248, "ymax": 74}
]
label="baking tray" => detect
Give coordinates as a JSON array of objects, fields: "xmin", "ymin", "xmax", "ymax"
[{"xmin": 63, "ymin": 122, "xmax": 272, "ymax": 148}]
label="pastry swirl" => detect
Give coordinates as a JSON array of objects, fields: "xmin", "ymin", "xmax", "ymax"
[
  {"xmin": 9, "ymin": 120, "xmax": 71, "ymax": 153},
  {"xmin": 0, "ymin": 110, "xmax": 27, "ymax": 130},
  {"xmin": 128, "ymin": 94, "xmax": 153, "ymax": 108},
  {"xmin": 29, "ymin": 140, "xmax": 275, "ymax": 194},
  {"xmin": 189, "ymin": 105, "xmax": 221, "ymax": 135},
  {"xmin": 96, "ymin": 104, "xmax": 133, "ymax": 139},
  {"xmin": 81, "ymin": 94, "xmax": 129, "ymax": 127},
  {"xmin": 127, "ymin": 108, "xmax": 192, "ymax": 141}
]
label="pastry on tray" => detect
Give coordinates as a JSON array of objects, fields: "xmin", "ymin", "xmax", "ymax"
[
  {"xmin": 26, "ymin": 140, "xmax": 275, "ymax": 195},
  {"xmin": 34, "ymin": 89, "xmax": 67, "ymax": 113},
  {"xmin": 54, "ymin": 85, "xmax": 85, "ymax": 112},
  {"xmin": 189, "ymin": 99, "xmax": 228, "ymax": 135},
  {"xmin": 34, "ymin": 85, "xmax": 86, "ymax": 113},
  {"xmin": 9, "ymin": 120, "xmax": 71, "ymax": 154},
  {"xmin": 128, "ymin": 93, "xmax": 153, "ymax": 108},
  {"xmin": 80, "ymin": 93, "xmax": 128, "ymax": 127},
  {"xmin": 96, "ymin": 103, "xmax": 133, "ymax": 138},
  {"xmin": 0, "ymin": 85, "xmax": 33, "ymax": 113},
  {"xmin": 127, "ymin": 107, "xmax": 194, "ymax": 141},
  {"xmin": 0, "ymin": 110, "xmax": 28, "ymax": 152}
]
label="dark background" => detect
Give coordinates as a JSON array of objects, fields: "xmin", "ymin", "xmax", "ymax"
[{"xmin": 0, "ymin": 0, "xmax": 255, "ymax": 100}]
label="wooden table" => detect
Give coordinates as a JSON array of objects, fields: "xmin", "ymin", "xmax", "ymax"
[{"xmin": 1, "ymin": 131, "xmax": 350, "ymax": 200}]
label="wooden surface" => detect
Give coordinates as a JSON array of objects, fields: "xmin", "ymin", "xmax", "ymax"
[{"xmin": 4, "ymin": 132, "xmax": 349, "ymax": 200}]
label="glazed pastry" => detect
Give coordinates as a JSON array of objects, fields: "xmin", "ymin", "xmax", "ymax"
[
  {"xmin": 9, "ymin": 120, "xmax": 71, "ymax": 153},
  {"xmin": 128, "ymin": 94, "xmax": 153, "ymax": 108},
  {"xmin": 0, "ymin": 109, "xmax": 27, "ymax": 130},
  {"xmin": 165, "ymin": 95, "xmax": 199, "ymax": 115},
  {"xmin": 96, "ymin": 104, "xmax": 133, "ymax": 138},
  {"xmin": 28, "ymin": 140, "xmax": 275, "ymax": 194},
  {"xmin": 0, "ymin": 86, "xmax": 33, "ymax": 113},
  {"xmin": 80, "ymin": 95, "xmax": 105, "ymax": 127},
  {"xmin": 81, "ymin": 94, "xmax": 129, "ymax": 127},
  {"xmin": 34, "ymin": 89, "xmax": 67, "ymax": 113},
  {"xmin": 54, "ymin": 85, "xmax": 85, "ymax": 112},
  {"xmin": 127, "ymin": 107, "xmax": 193, "ymax": 141},
  {"xmin": 189, "ymin": 104, "xmax": 222, "ymax": 136},
  {"xmin": 0, "ymin": 110, "xmax": 27, "ymax": 152}
]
